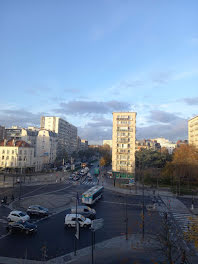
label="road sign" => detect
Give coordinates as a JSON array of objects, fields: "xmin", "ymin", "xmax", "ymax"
[
  {"xmin": 129, "ymin": 178, "xmax": 135, "ymax": 185},
  {"xmin": 75, "ymin": 221, "xmax": 79, "ymax": 239},
  {"xmin": 91, "ymin": 218, "xmax": 104, "ymax": 231}
]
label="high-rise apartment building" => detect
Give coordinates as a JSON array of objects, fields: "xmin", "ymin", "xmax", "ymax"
[
  {"xmin": 112, "ymin": 112, "xmax": 136, "ymax": 178},
  {"xmin": 188, "ymin": 115, "xmax": 198, "ymax": 148},
  {"xmin": 0, "ymin": 126, "xmax": 6, "ymax": 141},
  {"xmin": 40, "ymin": 116, "xmax": 77, "ymax": 157}
]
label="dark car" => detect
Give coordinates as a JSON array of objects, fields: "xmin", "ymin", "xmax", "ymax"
[
  {"xmin": 70, "ymin": 206, "xmax": 96, "ymax": 219},
  {"xmin": 27, "ymin": 205, "xmax": 49, "ymax": 217},
  {"xmin": 7, "ymin": 221, "xmax": 37, "ymax": 235}
]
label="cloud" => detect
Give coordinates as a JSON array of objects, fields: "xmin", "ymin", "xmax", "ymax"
[
  {"xmin": 152, "ymin": 71, "xmax": 174, "ymax": 85},
  {"xmin": 149, "ymin": 110, "xmax": 182, "ymax": 124},
  {"xmin": 54, "ymin": 100, "xmax": 130, "ymax": 115},
  {"xmin": 87, "ymin": 117, "xmax": 112, "ymax": 128},
  {"xmin": 183, "ymin": 97, "xmax": 198, "ymax": 105},
  {"xmin": 0, "ymin": 109, "xmax": 47, "ymax": 128},
  {"xmin": 137, "ymin": 118, "xmax": 188, "ymax": 141}
]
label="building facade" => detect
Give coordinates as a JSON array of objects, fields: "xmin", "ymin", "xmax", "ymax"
[
  {"xmin": 0, "ymin": 139, "xmax": 35, "ymax": 172},
  {"xmin": 103, "ymin": 140, "xmax": 112, "ymax": 148},
  {"xmin": 5, "ymin": 127, "xmax": 38, "ymax": 157},
  {"xmin": 136, "ymin": 139, "xmax": 161, "ymax": 151},
  {"xmin": 112, "ymin": 112, "xmax": 136, "ymax": 178},
  {"xmin": 40, "ymin": 116, "xmax": 77, "ymax": 157},
  {"xmin": 0, "ymin": 126, "xmax": 6, "ymax": 141},
  {"xmin": 152, "ymin": 138, "xmax": 176, "ymax": 154},
  {"xmin": 35, "ymin": 129, "xmax": 58, "ymax": 171},
  {"xmin": 188, "ymin": 115, "xmax": 198, "ymax": 148}
]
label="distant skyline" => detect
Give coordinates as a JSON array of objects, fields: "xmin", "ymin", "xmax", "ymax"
[{"xmin": 0, "ymin": 0, "xmax": 198, "ymax": 144}]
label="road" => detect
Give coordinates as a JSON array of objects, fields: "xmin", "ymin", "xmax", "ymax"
[
  {"xmin": 0, "ymin": 163, "xmax": 162, "ymax": 262},
  {"xmin": 0, "ymin": 190, "xmax": 158, "ymax": 261}
]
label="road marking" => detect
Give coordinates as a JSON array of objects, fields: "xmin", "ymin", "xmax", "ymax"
[
  {"xmin": 100, "ymin": 200, "xmax": 142, "ymax": 206},
  {"xmin": 21, "ymin": 184, "xmax": 50, "ymax": 198},
  {"xmin": 22, "ymin": 184, "xmax": 73, "ymax": 199}
]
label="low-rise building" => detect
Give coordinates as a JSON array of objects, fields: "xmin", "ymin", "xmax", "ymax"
[
  {"xmin": 151, "ymin": 137, "xmax": 176, "ymax": 154},
  {"xmin": 0, "ymin": 139, "xmax": 35, "ymax": 172},
  {"xmin": 136, "ymin": 139, "xmax": 161, "ymax": 151},
  {"xmin": 103, "ymin": 140, "xmax": 112, "ymax": 148}
]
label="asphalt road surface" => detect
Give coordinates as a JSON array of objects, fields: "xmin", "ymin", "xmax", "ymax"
[{"xmin": 0, "ymin": 189, "xmax": 159, "ymax": 261}]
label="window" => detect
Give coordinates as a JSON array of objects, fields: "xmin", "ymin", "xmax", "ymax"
[
  {"xmin": 19, "ymin": 150, "xmax": 22, "ymax": 155},
  {"xmin": 19, "ymin": 156, "xmax": 22, "ymax": 161},
  {"xmin": 7, "ymin": 150, "xmax": 9, "ymax": 154},
  {"xmin": 12, "ymin": 150, "xmax": 14, "ymax": 154},
  {"xmin": 2, "ymin": 150, "xmax": 5, "ymax": 154},
  {"xmin": 24, "ymin": 150, "xmax": 27, "ymax": 155},
  {"xmin": 2, "ymin": 156, "xmax": 4, "ymax": 160},
  {"xmin": 11, "ymin": 162, "xmax": 13, "ymax": 166},
  {"xmin": 6, "ymin": 156, "xmax": 9, "ymax": 160},
  {"xmin": 12, "ymin": 156, "xmax": 14, "ymax": 160}
]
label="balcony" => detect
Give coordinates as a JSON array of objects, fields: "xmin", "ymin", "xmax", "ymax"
[{"xmin": 116, "ymin": 117, "xmax": 130, "ymax": 121}]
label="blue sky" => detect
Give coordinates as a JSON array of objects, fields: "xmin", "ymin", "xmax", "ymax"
[{"xmin": 0, "ymin": 0, "xmax": 198, "ymax": 144}]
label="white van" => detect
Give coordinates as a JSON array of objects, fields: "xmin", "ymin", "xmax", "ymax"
[{"xmin": 64, "ymin": 214, "xmax": 91, "ymax": 228}]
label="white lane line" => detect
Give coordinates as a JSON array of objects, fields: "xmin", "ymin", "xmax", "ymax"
[
  {"xmin": 100, "ymin": 200, "xmax": 142, "ymax": 206},
  {"xmin": 21, "ymin": 184, "xmax": 49, "ymax": 198},
  {"xmin": 14, "ymin": 184, "xmax": 73, "ymax": 201}
]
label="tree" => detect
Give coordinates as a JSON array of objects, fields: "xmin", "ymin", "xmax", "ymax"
[
  {"xmin": 163, "ymin": 144, "xmax": 198, "ymax": 188},
  {"xmin": 184, "ymin": 216, "xmax": 198, "ymax": 251},
  {"xmin": 135, "ymin": 149, "xmax": 172, "ymax": 169},
  {"xmin": 152, "ymin": 212, "xmax": 186, "ymax": 264}
]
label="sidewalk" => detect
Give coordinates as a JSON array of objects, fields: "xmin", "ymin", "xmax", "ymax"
[{"xmin": 47, "ymin": 233, "xmax": 162, "ymax": 264}]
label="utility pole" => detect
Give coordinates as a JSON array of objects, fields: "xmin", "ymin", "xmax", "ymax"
[
  {"xmin": 19, "ymin": 164, "xmax": 22, "ymax": 201},
  {"xmin": 142, "ymin": 172, "xmax": 145, "ymax": 240},
  {"xmin": 74, "ymin": 192, "xmax": 79, "ymax": 256},
  {"xmin": 125, "ymin": 193, "xmax": 128, "ymax": 240}
]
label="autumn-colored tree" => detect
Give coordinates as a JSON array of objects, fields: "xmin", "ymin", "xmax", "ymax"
[
  {"xmin": 184, "ymin": 216, "xmax": 198, "ymax": 250},
  {"xmin": 163, "ymin": 144, "xmax": 198, "ymax": 188}
]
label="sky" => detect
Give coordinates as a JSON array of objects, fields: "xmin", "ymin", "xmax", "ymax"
[{"xmin": 0, "ymin": 0, "xmax": 198, "ymax": 144}]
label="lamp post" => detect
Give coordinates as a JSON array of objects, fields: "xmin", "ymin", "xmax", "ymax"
[{"xmin": 125, "ymin": 193, "xmax": 128, "ymax": 240}]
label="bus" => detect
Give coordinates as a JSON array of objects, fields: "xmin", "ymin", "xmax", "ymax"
[{"xmin": 82, "ymin": 186, "xmax": 104, "ymax": 205}]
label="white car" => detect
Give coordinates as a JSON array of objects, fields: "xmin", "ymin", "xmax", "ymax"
[
  {"xmin": 7, "ymin": 210, "xmax": 30, "ymax": 222},
  {"xmin": 65, "ymin": 214, "xmax": 91, "ymax": 228}
]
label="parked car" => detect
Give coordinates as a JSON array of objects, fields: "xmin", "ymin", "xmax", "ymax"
[
  {"xmin": 70, "ymin": 206, "xmax": 96, "ymax": 219},
  {"xmin": 7, "ymin": 211, "xmax": 30, "ymax": 222},
  {"xmin": 27, "ymin": 205, "xmax": 49, "ymax": 217},
  {"xmin": 65, "ymin": 214, "xmax": 92, "ymax": 228},
  {"xmin": 7, "ymin": 220, "xmax": 37, "ymax": 235}
]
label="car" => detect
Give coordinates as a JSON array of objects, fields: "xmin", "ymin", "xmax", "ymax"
[
  {"xmin": 7, "ymin": 220, "xmax": 37, "ymax": 235},
  {"xmin": 70, "ymin": 206, "xmax": 96, "ymax": 219},
  {"xmin": 65, "ymin": 214, "xmax": 92, "ymax": 228},
  {"xmin": 7, "ymin": 211, "xmax": 30, "ymax": 222},
  {"xmin": 73, "ymin": 176, "xmax": 80, "ymax": 181},
  {"xmin": 69, "ymin": 175, "xmax": 73, "ymax": 180},
  {"xmin": 27, "ymin": 205, "xmax": 49, "ymax": 217}
]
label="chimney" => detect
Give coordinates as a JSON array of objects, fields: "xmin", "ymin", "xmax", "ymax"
[
  {"xmin": 12, "ymin": 139, "xmax": 15, "ymax": 146},
  {"xmin": 4, "ymin": 139, "xmax": 6, "ymax": 146}
]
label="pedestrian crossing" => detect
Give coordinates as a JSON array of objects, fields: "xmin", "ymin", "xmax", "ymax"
[
  {"xmin": 158, "ymin": 196, "xmax": 198, "ymax": 234},
  {"xmin": 170, "ymin": 211, "xmax": 197, "ymax": 233},
  {"xmin": 64, "ymin": 179, "xmax": 97, "ymax": 186}
]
